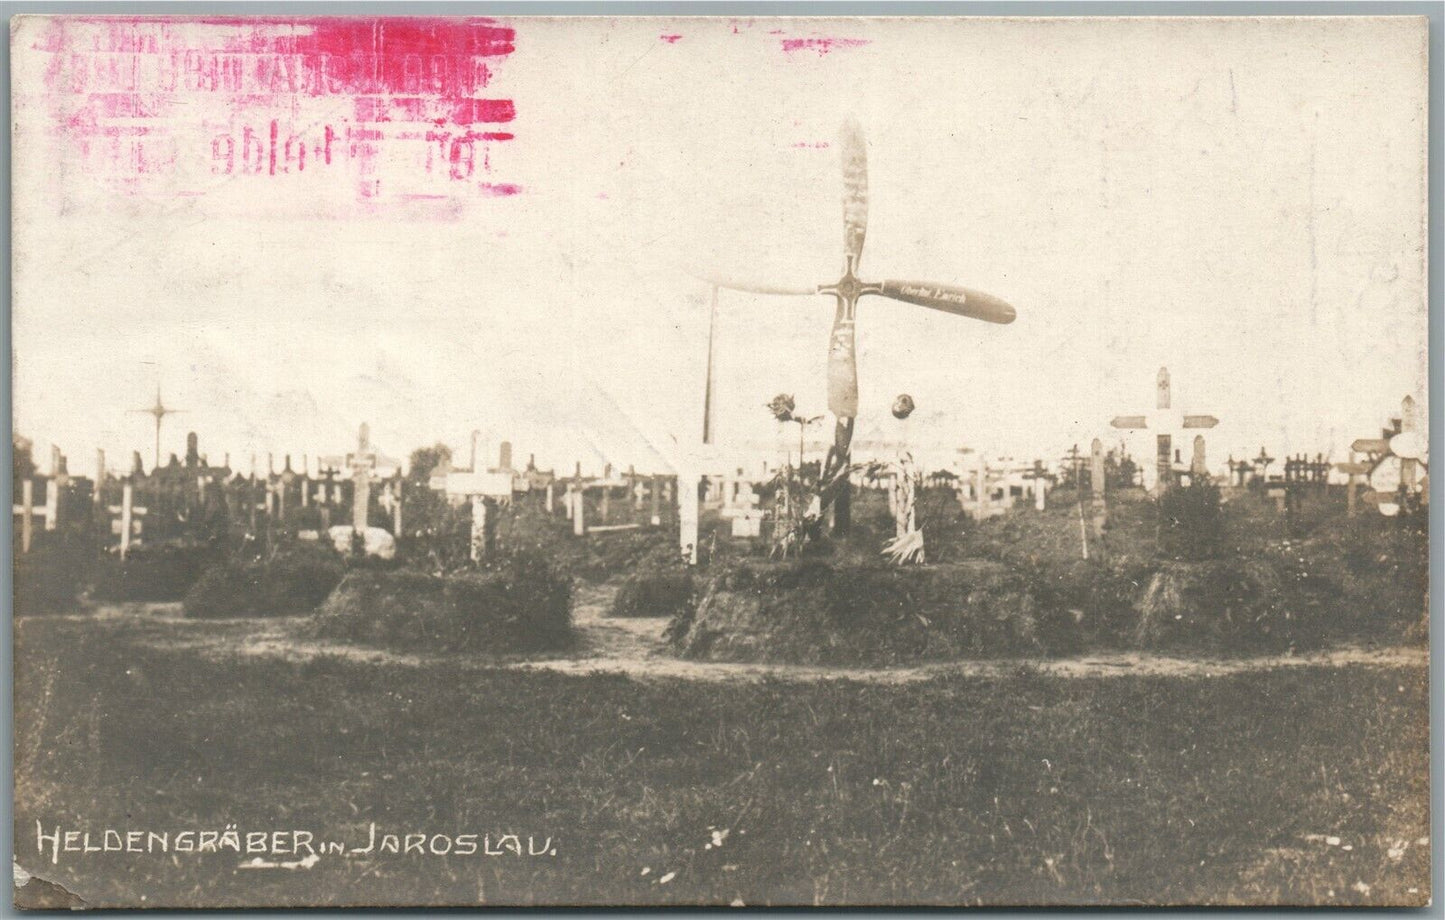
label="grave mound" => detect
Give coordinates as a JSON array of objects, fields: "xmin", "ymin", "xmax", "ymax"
[
  {"xmin": 13, "ymin": 532, "xmax": 97, "ymax": 615},
  {"xmin": 486, "ymin": 504, "xmax": 684, "ymax": 583},
  {"xmin": 665, "ymin": 509, "xmax": 1428, "ymax": 664},
  {"xmin": 609, "ymin": 572, "xmax": 696, "ymax": 618},
  {"xmin": 90, "ymin": 541, "xmax": 221, "ymax": 603},
  {"xmin": 183, "ymin": 541, "xmax": 346, "ymax": 618},
  {"xmin": 666, "ymin": 559, "xmax": 1044, "ymax": 666},
  {"xmin": 306, "ymin": 551, "xmax": 572, "ymax": 653}
]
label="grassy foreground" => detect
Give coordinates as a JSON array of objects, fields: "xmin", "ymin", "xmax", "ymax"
[{"xmin": 14, "ymin": 617, "xmax": 1429, "ymax": 908}]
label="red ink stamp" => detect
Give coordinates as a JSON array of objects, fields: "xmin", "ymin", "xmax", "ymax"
[{"xmin": 22, "ymin": 16, "xmax": 519, "ymax": 210}]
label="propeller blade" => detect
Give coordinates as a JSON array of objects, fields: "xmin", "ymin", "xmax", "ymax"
[
  {"xmin": 826, "ymin": 316, "xmax": 860, "ymax": 418},
  {"xmin": 840, "ymin": 117, "xmax": 868, "ymax": 267},
  {"xmin": 680, "ymin": 266, "xmax": 816, "ymax": 296},
  {"xmin": 875, "ymin": 280, "xmax": 1017, "ymax": 324}
]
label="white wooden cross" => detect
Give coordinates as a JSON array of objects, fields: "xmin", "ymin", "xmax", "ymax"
[
  {"xmin": 13, "ymin": 480, "xmax": 40, "ymax": 553},
  {"xmin": 317, "ymin": 423, "xmax": 401, "ymax": 533},
  {"xmin": 443, "ymin": 471, "xmax": 514, "ymax": 561},
  {"xmin": 105, "ymin": 483, "xmax": 148, "ymax": 559},
  {"xmin": 348, "ymin": 424, "xmax": 377, "ymax": 531},
  {"xmin": 1110, "ymin": 366, "xmax": 1219, "ymax": 495}
]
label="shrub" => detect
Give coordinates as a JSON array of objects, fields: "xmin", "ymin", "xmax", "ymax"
[
  {"xmin": 1157, "ymin": 479, "xmax": 1224, "ymax": 560},
  {"xmin": 183, "ymin": 541, "xmax": 345, "ymax": 618},
  {"xmin": 610, "ymin": 572, "xmax": 695, "ymax": 618},
  {"xmin": 307, "ymin": 550, "xmax": 572, "ymax": 653}
]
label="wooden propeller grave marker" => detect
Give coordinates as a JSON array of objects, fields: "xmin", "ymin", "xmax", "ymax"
[{"xmin": 693, "ymin": 118, "xmax": 1017, "ymax": 534}]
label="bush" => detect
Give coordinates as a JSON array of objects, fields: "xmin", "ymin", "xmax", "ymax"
[
  {"xmin": 91, "ymin": 542, "xmax": 220, "ymax": 602},
  {"xmin": 610, "ymin": 572, "xmax": 695, "ymax": 618},
  {"xmin": 307, "ymin": 550, "xmax": 572, "ymax": 653},
  {"xmin": 1157, "ymin": 479, "xmax": 1224, "ymax": 560},
  {"xmin": 183, "ymin": 541, "xmax": 345, "ymax": 618}
]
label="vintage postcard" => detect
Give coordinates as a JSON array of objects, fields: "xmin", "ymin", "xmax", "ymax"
[{"xmin": 10, "ymin": 13, "xmax": 1430, "ymax": 908}]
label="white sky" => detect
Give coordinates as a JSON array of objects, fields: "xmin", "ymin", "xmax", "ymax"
[{"xmin": 12, "ymin": 16, "xmax": 1429, "ymax": 478}]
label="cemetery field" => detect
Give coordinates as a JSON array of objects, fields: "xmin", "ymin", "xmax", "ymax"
[{"xmin": 14, "ymin": 612, "xmax": 1429, "ymax": 908}]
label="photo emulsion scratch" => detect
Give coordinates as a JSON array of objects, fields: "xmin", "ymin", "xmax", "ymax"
[{"xmin": 8, "ymin": 14, "xmax": 1431, "ymax": 908}]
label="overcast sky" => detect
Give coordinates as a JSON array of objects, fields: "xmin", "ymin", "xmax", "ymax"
[{"xmin": 12, "ymin": 16, "xmax": 1429, "ymax": 478}]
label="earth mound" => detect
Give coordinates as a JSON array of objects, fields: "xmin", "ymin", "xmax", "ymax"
[
  {"xmin": 306, "ymin": 552, "xmax": 572, "ymax": 653},
  {"xmin": 667, "ymin": 559, "xmax": 1045, "ymax": 666}
]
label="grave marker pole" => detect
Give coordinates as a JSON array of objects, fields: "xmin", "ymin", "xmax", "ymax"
[
  {"xmin": 650, "ymin": 475, "xmax": 661, "ymax": 526},
  {"xmin": 349, "ymin": 424, "xmax": 375, "ymax": 533},
  {"xmin": 574, "ymin": 483, "xmax": 587, "ymax": 536},
  {"xmin": 1400, "ymin": 395, "xmax": 1419, "ymax": 491},
  {"xmin": 975, "ymin": 453, "xmax": 989, "ymax": 520},
  {"xmin": 1347, "ymin": 451, "xmax": 1359, "ymax": 515},
  {"xmin": 20, "ymin": 479, "xmax": 33, "ymax": 554},
  {"xmin": 470, "ymin": 495, "xmax": 488, "ymax": 561},
  {"xmin": 1155, "ymin": 368, "xmax": 1172, "ymax": 493},
  {"xmin": 1091, "ymin": 437, "xmax": 1107, "ymax": 538},
  {"xmin": 678, "ymin": 471, "xmax": 700, "ymax": 565},
  {"xmin": 94, "ymin": 449, "xmax": 106, "ymax": 512},
  {"xmin": 392, "ymin": 480, "xmax": 403, "ymax": 537},
  {"xmin": 43, "ymin": 475, "xmax": 59, "ymax": 532},
  {"xmin": 120, "ymin": 482, "xmax": 133, "ymax": 560},
  {"xmin": 249, "ymin": 455, "xmax": 258, "ymax": 532},
  {"xmin": 545, "ymin": 481, "xmax": 555, "ymax": 514}
]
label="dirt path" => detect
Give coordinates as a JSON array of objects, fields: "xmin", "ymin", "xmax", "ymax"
[{"xmin": 47, "ymin": 589, "xmax": 1428, "ymax": 685}]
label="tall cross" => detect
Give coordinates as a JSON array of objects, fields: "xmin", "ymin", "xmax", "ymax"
[
  {"xmin": 1110, "ymin": 367, "xmax": 1219, "ymax": 494},
  {"xmin": 129, "ymin": 386, "xmax": 184, "ymax": 498},
  {"xmin": 347, "ymin": 423, "xmax": 377, "ymax": 532}
]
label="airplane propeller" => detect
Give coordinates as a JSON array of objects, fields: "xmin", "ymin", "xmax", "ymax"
[{"xmin": 693, "ymin": 117, "xmax": 1018, "ymax": 531}]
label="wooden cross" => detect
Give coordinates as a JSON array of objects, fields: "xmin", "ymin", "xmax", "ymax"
[
  {"xmin": 1253, "ymin": 446, "xmax": 1276, "ymax": 481},
  {"xmin": 13, "ymin": 480, "xmax": 40, "ymax": 553},
  {"xmin": 346, "ymin": 424, "xmax": 377, "ymax": 531},
  {"xmin": 444, "ymin": 470, "xmax": 513, "ymax": 555},
  {"xmin": 1110, "ymin": 366, "xmax": 1219, "ymax": 495},
  {"xmin": 1335, "ymin": 451, "xmax": 1372, "ymax": 516},
  {"xmin": 1060, "ymin": 444, "xmax": 1085, "ymax": 491},
  {"xmin": 1226, "ymin": 455, "xmax": 1252, "ymax": 486},
  {"xmin": 1021, "ymin": 460, "xmax": 1049, "ymax": 511},
  {"xmin": 104, "ymin": 483, "xmax": 148, "ymax": 559}
]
